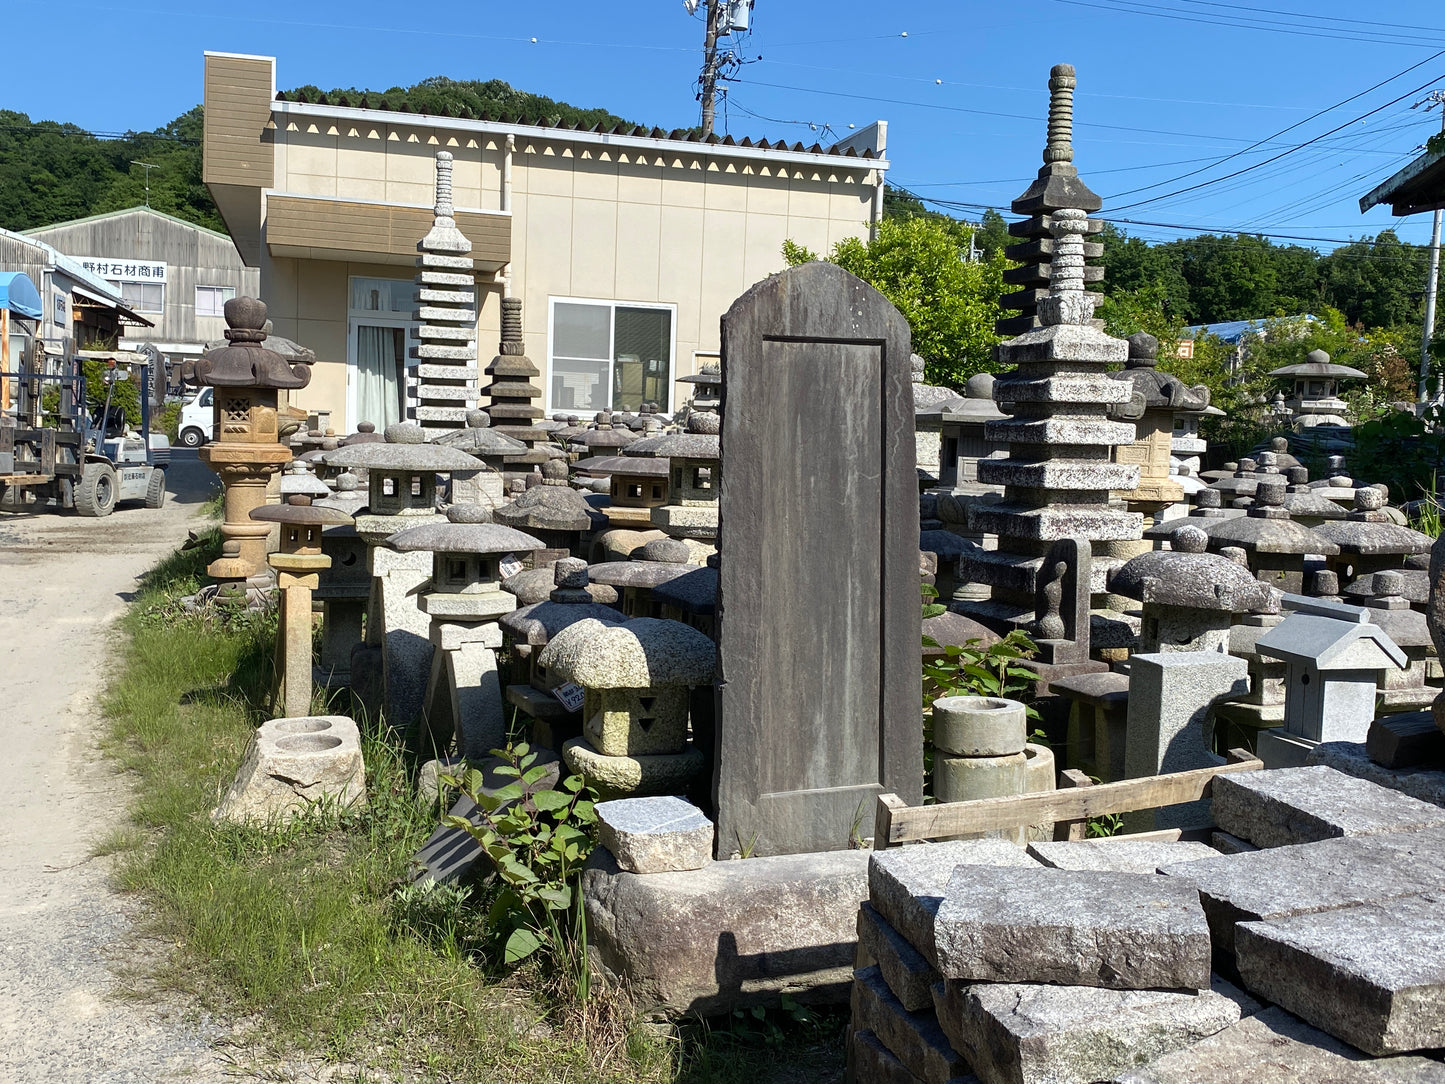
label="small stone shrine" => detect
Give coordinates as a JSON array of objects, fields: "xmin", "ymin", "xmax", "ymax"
[
  {"xmin": 189, "ymin": 297, "xmax": 311, "ymax": 583},
  {"xmin": 410, "ymin": 151, "xmax": 478, "ymax": 433}
]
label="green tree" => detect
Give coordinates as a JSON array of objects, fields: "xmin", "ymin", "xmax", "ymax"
[
  {"xmin": 783, "ymin": 216, "xmax": 1010, "ymax": 387},
  {"xmin": 1318, "ymin": 230, "xmax": 1428, "ymax": 329}
]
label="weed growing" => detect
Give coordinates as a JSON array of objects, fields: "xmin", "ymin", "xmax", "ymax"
[{"xmin": 100, "ymin": 534, "xmax": 847, "ymax": 1082}]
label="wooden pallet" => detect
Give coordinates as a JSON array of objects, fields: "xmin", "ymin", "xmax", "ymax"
[{"xmin": 874, "ymin": 749, "xmax": 1263, "ymax": 849}]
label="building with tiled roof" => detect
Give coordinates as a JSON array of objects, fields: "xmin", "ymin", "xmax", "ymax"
[{"xmin": 202, "ymin": 52, "xmax": 889, "ymax": 431}]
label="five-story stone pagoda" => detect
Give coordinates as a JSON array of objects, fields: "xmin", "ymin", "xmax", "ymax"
[
  {"xmin": 957, "ymin": 64, "xmax": 1141, "ymax": 679},
  {"xmin": 411, "ymin": 151, "xmax": 478, "ymax": 434}
]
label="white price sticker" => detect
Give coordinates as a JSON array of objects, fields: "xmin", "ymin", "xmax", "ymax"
[
  {"xmin": 552, "ymin": 682, "xmax": 586, "ymax": 713},
  {"xmin": 499, "ymin": 553, "xmax": 525, "ymax": 580}
]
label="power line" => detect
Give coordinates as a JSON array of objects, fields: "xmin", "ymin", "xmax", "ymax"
[{"xmin": 1103, "ymin": 50, "xmax": 1445, "ymax": 204}]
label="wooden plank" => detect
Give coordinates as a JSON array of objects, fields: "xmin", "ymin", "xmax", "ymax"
[
  {"xmin": 879, "ymin": 752, "xmax": 1262, "ymax": 846},
  {"xmin": 1053, "ymin": 769, "xmax": 1093, "ymax": 842}
]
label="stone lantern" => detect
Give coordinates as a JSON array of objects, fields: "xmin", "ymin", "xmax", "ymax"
[
  {"xmin": 542, "ymin": 616, "xmax": 714, "ymax": 799},
  {"xmin": 189, "ymin": 297, "xmax": 312, "ymax": 583},
  {"xmin": 494, "ymin": 459, "xmax": 601, "ymax": 561},
  {"xmin": 250, "ymin": 467, "xmax": 353, "ymax": 718},
  {"xmin": 1202, "ymin": 476, "xmax": 1341, "ymax": 593},
  {"xmin": 387, "ymin": 511, "xmax": 545, "ymax": 757},
  {"xmin": 575, "ymin": 455, "xmax": 670, "ymax": 528},
  {"xmin": 1312, "ymin": 487, "xmax": 1431, "ymax": 584},
  {"xmin": 587, "ymin": 537, "xmax": 695, "ymax": 619},
  {"xmin": 651, "ymin": 412, "xmax": 720, "ymax": 547},
  {"xmin": 1271, "ymin": 349, "xmax": 1365, "ymax": 430},
  {"xmin": 432, "ymin": 409, "xmax": 527, "ymax": 506},
  {"xmin": 678, "ymin": 363, "xmax": 722, "ymax": 417}
]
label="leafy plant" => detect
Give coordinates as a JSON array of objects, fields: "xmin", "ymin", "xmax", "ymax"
[
  {"xmin": 922, "ymin": 586, "xmax": 1039, "ymax": 706},
  {"xmin": 441, "ymin": 744, "xmax": 597, "ymax": 975}
]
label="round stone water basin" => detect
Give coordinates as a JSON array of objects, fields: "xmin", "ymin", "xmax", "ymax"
[{"xmin": 276, "ymin": 734, "xmax": 344, "ymax": 753}]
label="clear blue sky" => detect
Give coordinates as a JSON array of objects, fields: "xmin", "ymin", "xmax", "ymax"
[{"xmin": 4, "ymin": 0, "xmax": 1444, "ymax": 250}]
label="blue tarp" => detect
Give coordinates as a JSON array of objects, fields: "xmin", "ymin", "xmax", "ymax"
[{"xmin": 0, "ymin": 272, "xmax": 42, "ymax": 319}]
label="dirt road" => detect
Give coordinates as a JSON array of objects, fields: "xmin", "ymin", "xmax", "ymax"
[{"xmin": 0, "ymin": 451, "xmax": 235, "ymax": 1081}]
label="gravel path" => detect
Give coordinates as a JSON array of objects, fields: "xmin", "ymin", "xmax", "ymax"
[{"xmin": 0, "ymin": 451, "xmax": 240, "ymax": 1082}]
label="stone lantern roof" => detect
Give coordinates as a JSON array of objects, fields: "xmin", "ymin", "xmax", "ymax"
[
  {"xmin": 190, "ymin": 297, "xmax": 312, "ymax": 390},
  {"xmin": 249, "ymin": 494, "xmax": 354, "ymax": 527},
  {"xmin": 650, "ymin": 565, "xmax": 718, "ymax": 617},
  {"xmin": 539, "ymin": 616, "xmax": 716, "ymax": 689},
  {"xmin": 574, "ymin": 454, "xmax": 669, "ymax": 478},
  {"xmin": 651, "ymin": 412, "xmax": 721, "ymax": 460},
  {"xmin": 1109, "ymin": 333, "xmax": 1210, "ymax": 411},
  {"xmin": 1203, "ymin": 478, "xmax": 1340, "ymax": 556},
  {"xmin": 575, "ymin": 412, "xmax": 637, "ymax": 451},
  {"xmin": 494, "ymin": 482, "xmax": 599, "ymax": 532},
  {"xmin": 433, "ymin": 410, "xmax": 529, "ymax": 457},
  {"xmin": 1112, "ymin": 526, "xmax": 1276, "ymax": 612},
  {"xmin": 500, "ymin": 560, "xmax": 627, "ymax": 646},
  {"xmin": 278, "ymin": 460, "xmax": 330, "ymax": 498},
  {"xmin": 588, "ymin": 537, "xmax": 695, "ymax": 590},
  {"xmin": 324, "ymin": 423, "xmax": 484, "ymax": 473},
  {"xmin": 1269, "ymin": 349, "xmax": 1367, "ymax": 381},
  {"xmin": 386, "ymin": 518, "xmax": 543, "ymax": 554},
  {"xmin": 1310, "ymin": 489, "xmax": 1432, "ymax": 556}
]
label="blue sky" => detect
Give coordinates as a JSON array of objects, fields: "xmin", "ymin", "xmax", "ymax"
[{"xmin": 4, "ymin": 0, "xmax": 1444, "ymax": 250}]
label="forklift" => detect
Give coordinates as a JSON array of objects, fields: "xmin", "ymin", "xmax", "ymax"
[{"xmin": 0, "ymin": 340, "xmax": 167, "ymax": 516}]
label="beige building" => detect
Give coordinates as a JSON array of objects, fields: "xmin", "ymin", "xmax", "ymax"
[{"xmin": 202, "ymin": 52, "xmax": 889, "ymax": 431}]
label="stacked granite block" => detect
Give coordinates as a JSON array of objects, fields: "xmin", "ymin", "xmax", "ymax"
[
  {"xmin": 850, "ymin": 770, "xmax": 1445, "ymax": 1083},
  {"xmin": 410, "ymin": 151, "xmax": 478, "ymax": 434},
  {"xmin": 480, "ymin": 297, "xmax": 551, "ymax": 469}
]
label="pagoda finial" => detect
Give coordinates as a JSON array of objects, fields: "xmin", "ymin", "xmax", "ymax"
[
  {"xmin": 1044, "ymin": 64, "xmax": 1076, "ymax": 166},
  {"xmin": 433, "ymin": 150, "xmax": 454, "ymax": 219}
]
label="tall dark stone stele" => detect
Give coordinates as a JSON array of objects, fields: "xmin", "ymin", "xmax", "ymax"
[{"xmin": 714, "ymin": 261, "xmax": 923, "ymax": 858}]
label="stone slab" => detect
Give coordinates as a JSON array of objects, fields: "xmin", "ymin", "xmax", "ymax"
[
  {"xmin": 1235, "ymin": 893, "xmax": 1445, "ymax": 1055},
  {"xmin": 716, "ymin": 263, "xmax": 922, "ymax": 859},
  {"xmin": 869, "ymin": 840, "xmax": 1039, "ymax": 967},
  {"xmin": 1309, "ymin": 741, "xmax": 1445, "ymax": 808},
  {"xmin": 582, "ymin": 846, "xmax": 869, "ymax": 1014},
  {"xmin": 595, "ymin": 795, "xmax": 713, "ymax": 874},
  {"xmin": 212, "ymin": 715, "xmax": 366, "ymax": 826},
  {"xmin": 853, "ymin": 965, "xmax": 970, "ymax": 1084},
  {"xmin": 1158, "ymin": 827, "xmax": 1445, "ymax": 955},
  {"xmin": 1026, "ymin": 838, "xmax": 1220, "ymax": 874},
  {"xmin": 1209, "ymin": 831, "xmax": 1257, "ymax": 855},
  {"xmin": 1114, "ymin": 1006, "xmax": 1445, "ymax": 1083},
  {"xmin": 1211, "ymin": 766, "xmax": 1445, "ymax": 849},
  {"xmin": 857, "ymin": 900, "xmax": 939, "ymax": 1013},
  {"xmin": 933, "ymin": 978, "xmax": 1242, "ymax": 1084},
  {"xmin": 1368, "ymin": 712, "xmax": 1445, "ymax": 770},
  {"xmin": 849, "ymin": 1028, "xmax": 928, "ymax": 1084},
  {"xmin": 933, "ymin": 866, "xmax": 1212, "ymax": 990}
]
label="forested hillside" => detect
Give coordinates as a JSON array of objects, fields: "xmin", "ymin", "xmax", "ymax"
[{"xmin": 0, "ymin": 76, "xmax": 633, "ymax": 235}]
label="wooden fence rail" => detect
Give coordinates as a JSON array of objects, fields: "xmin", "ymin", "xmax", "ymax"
[{"xmin": 874, "ymin": 749, "xmax": 1263, "ymax": 849}]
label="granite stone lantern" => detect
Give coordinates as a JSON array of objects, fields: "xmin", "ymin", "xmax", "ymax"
[
  {"xmin": 189, "ymin": 297, "xmax": 312, "ymax": 583},
  {"xmin": 499, "ymin": 558, "xmax": 627, "ymax": 748},
  {"xmin": 1271, "ymin": 349, "xmax": 1365, "ymax": 430},
  {"xmin": 494, "ymin": 459, "xmax": 600, "ymax": 561},
  {"xmin": 1312, "ymin": 487, "xmax": 1431, "ymax": 584},
  {"xmin": 323, "ymin": 423, "xmax": 486, "ymax": 728},
  {"xmin": 432, "ymin": 408, "xmax": 527, "ymax": 507},
  {"xmin": 249, "ymin": 465, "xmax": 353, "ymax": 718},
  {"xmin": 1202, "ymin": 475, "xmax": 1340, "ymax": 593},
  {"xmin": 387, "ymin": 511, "xmax": 544, "ymax": 757},
  {"xmin": 587, "ymin": 537, "xmax": 695, "ymax": 618},
  {"xmin": 678, "ymin": 363, "xmax": 722, "ymax": 417},
  {"xmin": 651, "ymin": 412, "xmax": 721, "ymax": 546},
  {"xmin": 542, "ymin": 616, "xmax": 714, "ymax": 799}
]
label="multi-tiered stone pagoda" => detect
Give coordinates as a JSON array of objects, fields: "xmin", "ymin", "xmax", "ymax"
[
  {"xmin": 410, "ymin": 151, "xmax": 478, "ymax": 433},
  {"xmin": 957, "ymin": 64, "xmax": 1141, "ymax": 675}
]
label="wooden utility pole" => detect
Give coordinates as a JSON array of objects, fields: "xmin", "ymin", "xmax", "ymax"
[{"xmin": 700, "ymin": 0, "xmax": 722, "ymax": 137}]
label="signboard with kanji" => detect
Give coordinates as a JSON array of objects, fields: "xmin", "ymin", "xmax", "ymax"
[{"xmin": 76, "ymin": 259, "xmax": 167, "ymax": 283}]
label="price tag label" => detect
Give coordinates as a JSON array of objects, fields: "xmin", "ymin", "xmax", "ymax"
[
  {"xmin": 499, "ymin": 553, "xmax": 525, "ymax": 580},
  {"xmin": 552, "ymin": 682, "xmax": 586, "ymax": 713}
]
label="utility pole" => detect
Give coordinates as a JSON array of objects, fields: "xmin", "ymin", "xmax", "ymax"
[
  {"xmin": 1416, "ymin": 92, "xmax": 1444, "ymax": 403},
  {"xmin": 130, "ymin": 160, "xmax": 157, "ymax": 209},
  {"xmin": 699, "ymin": 0, "xmax": 723, "ymax": 137}
]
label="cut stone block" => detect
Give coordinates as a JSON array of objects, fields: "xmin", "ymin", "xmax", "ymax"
[
  {"xmin": 1209, "ymin": 831, "xmax": 1257, "ymax": 855},
  {"xmin": 857, "ymin": 901, "xmax": 940, "ymax": 1013},
  {"xmin": 853, "ymin": 965, "xmax": 970, "ymax": 1084},
  {"xmin": 849, "ymin": 1028, "xmax": 928, "ymax": 1084},
  {"xmin": 933, "ymin": 695, "xmax": 1028, "ymax": 756},
  {"xmin": 869, "ymin": 841, "xmax": 1039, "ymax": 967},
  {"xmin": 582, "ymin": 846, "xmax": 868, "ymax": 1014},
  {"xmin": 1309, "ymin": 741, "xmax": 1445, "ymax": 809},
  {"xmin": 212, "ymin": 715, "xmax": 366, "ymax": 825},
  {"xmin": 933, "ymin": 978, "xmax": 1242, "ymax": 1084},
  {"xmin": 595, "ymin": 795, "xmax": 713, "ymax": 874},
  {"xmin": 1255, "ymin": 728, "xmax": 1317, "ymax": 769},
  {"xmin": 1211, "ymin": 766, "xmax": 1445, "ymax": 849},
  {"xmin": 1114, "ymin": 1006, "xmax": 1440, "ymax": 1083},
  {"xmin": 1235, "ymin": 893, "xmax": 1445, "ymax": 1056},
  {"xmin": 933, "ymin": 866, "xmax": 1212, "ymax": 990},
  {"xmin": 1159, "ymin": 828, "xmax": 1445, "ymax": 955},
  {"xmin": 1368, "ymin": 712, "xmax": 1445, "ymax": 770},
  {"xmin": 1026, "ymin": 838, "xmax": 1219, "ymax": 874}
]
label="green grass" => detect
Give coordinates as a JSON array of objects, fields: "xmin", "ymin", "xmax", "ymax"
[{"xmin": 99, "ymin": 532, "xmax": 848, "ymax": 1082}]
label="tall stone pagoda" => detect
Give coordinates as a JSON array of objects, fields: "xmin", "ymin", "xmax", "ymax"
[
  {"xmin": 480, "ymin": 296, "xmax": 552, "ymax": 471},
  {"xmin": 410, "ymin": 151, "xmax": 478, "ymax": 434},
  {"xmin": 958, "ymin": 63, "xmax": 1141, "ymax": 674}
]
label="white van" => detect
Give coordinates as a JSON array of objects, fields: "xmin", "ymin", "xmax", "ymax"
[{"xmin": 177, "ymin": 387, "xmax": 212, "ymax": 448}]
